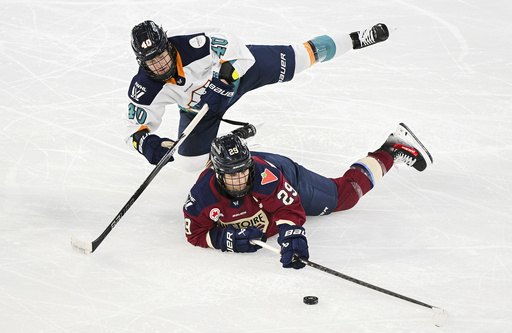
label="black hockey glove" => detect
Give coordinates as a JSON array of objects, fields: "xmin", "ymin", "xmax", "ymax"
[
  {"xmin": 231, "ymin": 124, "xmax": 257, "ymax": 139},
  {"xmin": 220, "ymin": 226, "xmax": 267, "ymax": 253},
  {"xmin": 277, "ymin": 225, "xmax": 309, "ymax": 269},
  {"xmin": 133, "ymin": 130, "xmax": 175, "ymax": 165},
  {"xmin": 200, "ymin": 76, "xmax": 234, "ymax": 115}
]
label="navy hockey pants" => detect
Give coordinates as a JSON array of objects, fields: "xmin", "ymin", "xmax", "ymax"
[{"xmin": 178, "ymin": 44, "xmax": 297, "ymax": 157}]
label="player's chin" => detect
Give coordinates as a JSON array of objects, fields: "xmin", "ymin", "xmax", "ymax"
[{"xmin": 228, "ymin": 185, "xmax": 246, "ymax": 192}]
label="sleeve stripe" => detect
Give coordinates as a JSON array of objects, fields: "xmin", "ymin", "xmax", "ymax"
[
  {"xmin": 206, "ymin": 231, "xmax": 216, "ymax": 249},
  {"xmin": 275, "ymin": 219, "xmax": 296, "ymax": 227}
]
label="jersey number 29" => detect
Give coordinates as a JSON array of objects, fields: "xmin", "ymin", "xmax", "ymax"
[{"xmin": 277, "ymin": 182, "xmax": 298, "ymax": 206}]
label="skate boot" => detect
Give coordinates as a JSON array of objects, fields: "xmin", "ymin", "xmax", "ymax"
[
  {"xmin": 350, "ymin": 23, "xmax": 389, "ymax": 49},
  {"xmin": 379, "ymin": 123, "xmax": 433, "ymax": 172}
]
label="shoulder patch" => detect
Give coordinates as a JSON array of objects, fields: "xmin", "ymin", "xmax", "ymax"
[
  {"xmin": 261, "ymin": 168, "xmax": 278, "ymax": 185},
  {"xmin": 252, "ymin": 162, "xmax": 282, "ymax": 196},
  {"xmin": 169, "ymin": 33, "xmax": 210, "ymax": 67},
  {"xmin": 189, "ymin": 35, "xmax": 207, "ymax": 48},
  {"xmin": 128, "ymin": 68, "xmax": 165, "ymax": 106},
  {"xmin": 209, "ymin": 208, "xmax": 222, "ymax": 222}
]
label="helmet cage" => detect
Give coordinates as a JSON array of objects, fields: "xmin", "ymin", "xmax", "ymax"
[
  {"xmin": 131, "ymin": 21, "xmax": 177, "ymax": 82},
  {"xmin": 216, "ymin": 162, "xmax": 255, "ymax": 198}
]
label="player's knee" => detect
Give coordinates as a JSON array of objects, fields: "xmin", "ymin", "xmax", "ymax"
[{"xmin": 331, "ymin": 177, "xmax": 361, "ymax": 212}]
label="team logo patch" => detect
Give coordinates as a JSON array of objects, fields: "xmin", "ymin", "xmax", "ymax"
[
  {"xmin": 184, "ymin": 192, "xmax": 195, "ymax": 211},
  {"xmin": 189, "ymin": 35, "xmax": 206, "ymax": 48},
  {"xmin": 261, "ymin": 168, "xmax": 278, "ymax": 185},
  {"xmin": 209, "ymin": 208, "xmax": 222, "ymax": 221},
  {"xmin": 130, "ymin": 82, "xmax": 146, "ymax": 101}
]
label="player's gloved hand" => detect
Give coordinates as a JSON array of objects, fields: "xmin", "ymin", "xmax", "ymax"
[
  {"xmin": 136, "ymin": 131, "xmax": 175, "ymax": 165},
  {"xmin": 277, "ymin": 225, "xmax": 309, "ymax": 269},
  {"xmin": 231, "ymin": 124, "xmax": 257, "ymax": 139},
  {"xmin": 220, "ymin": 226, "xmax": 267, "ymax": 253},
  {"xmin": 199, "ymin": 76, "xmax": 234, "ymax": 115}
]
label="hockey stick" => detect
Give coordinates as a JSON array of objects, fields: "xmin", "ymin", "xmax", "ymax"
[
  {"xmin": 71, "ymin": 104, "xmax": 209, "ymax": 255},
  {"xmin": 251, "ymin": 240, "xmax": 448, "ymax": 327},
  {"xmin": 216, "ymin": 114, "xmax": 249, "ymax": 127}
]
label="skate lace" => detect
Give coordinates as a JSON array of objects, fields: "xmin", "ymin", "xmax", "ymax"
[
  {"xmin": 360, "ymin": 28, "xmax": 376, "ymax": 46},
  {"xmin": 394, "ymin": 152, "xmax": 416, "ymax": 167}
]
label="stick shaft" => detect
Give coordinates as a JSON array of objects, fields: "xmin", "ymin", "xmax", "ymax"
[
  {"xmin": 74, "ymin": 104, "xmax": 209, "ymax": 254},
  {"xmin": 252, "ymin": 240, "xmax": 436, "ymax": 309},
  {"xmin": 298, "ymin": 257, "xmax": 435, "ymax": 309}
]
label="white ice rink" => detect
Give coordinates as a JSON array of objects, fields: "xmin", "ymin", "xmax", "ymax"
[{"xmin": 2, "ymin": 0, "xmax": 512, "ymax": 332}]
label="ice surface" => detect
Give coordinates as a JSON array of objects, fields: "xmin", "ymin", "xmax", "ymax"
[{"xmin": 1, "ymin": 1, "xmax": 512, "ymax": 332}]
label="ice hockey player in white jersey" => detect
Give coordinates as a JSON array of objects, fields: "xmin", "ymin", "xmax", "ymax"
[{"xmin": 125, "ymin": 20, "xmax": 390, "ymax": 169}]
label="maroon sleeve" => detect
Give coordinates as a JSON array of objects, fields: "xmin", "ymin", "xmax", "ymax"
[
  {"xmin": 184, "ymin": 208, "xmax": 215, "ymax": 248},
  {"xmin": 183, "ymin": 171, "xmax": 220, "ymax": 249}
]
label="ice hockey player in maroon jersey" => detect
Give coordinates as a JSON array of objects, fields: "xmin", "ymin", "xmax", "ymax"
[
  {"xmin": 183, "ymin": 123, "xmax": 433, "ymax": 269},
  {"xmin": 126, "ymin": 20, "xmax": 390, "ymax": 169}
]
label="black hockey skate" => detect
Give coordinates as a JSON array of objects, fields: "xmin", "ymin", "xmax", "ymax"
[
  {"xmin": 379, "ymin": 123, "xmax": 433, "ymax": 172},
  {"xmin": 350, "ymin": 23, "xmax": 389, "ymax": 49}
]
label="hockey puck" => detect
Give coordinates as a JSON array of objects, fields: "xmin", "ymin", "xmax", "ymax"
[{"xmin": 303, "ymin": 296, "xmax": 318, "ymax": 305}]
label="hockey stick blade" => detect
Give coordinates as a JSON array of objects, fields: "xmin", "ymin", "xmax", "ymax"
[
  {"xmin": 432, "ymin": 307, "xmax": 449, "ymax": 327},
  {"xmin": 70, "ymin": 235, "xmax": 93, "ymax": 255},
  {"xmin": 70, "ymin": 104, "xmax": 209, "ymax": 254}
]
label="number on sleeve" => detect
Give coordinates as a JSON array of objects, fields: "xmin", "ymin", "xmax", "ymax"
[
  {"xmin": 185, "ymin": 218, "xmax": 192, "ymax": 235},
  {"xmin": 276, "ymin": 182, "xmax": 298, "ymax": 206},
  {"xmin": 210, "ymin": 37, "xmax": 228, "ymax": 58},
  {"xmin": 128, "ymin": 103, "xmax": 147, "ymax": 124}
]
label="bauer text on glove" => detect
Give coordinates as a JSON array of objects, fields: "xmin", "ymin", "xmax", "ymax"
[
  {"xmin": 199, "ymin": 77, "xmax": 234, "ymax": 115},
  {"xmin": 219, "ymin": 226, "xmax": 267, "ymax": 253},
  {"xmin": 277, "ymin": 225, "xmax": 309, "ymax": 269}
]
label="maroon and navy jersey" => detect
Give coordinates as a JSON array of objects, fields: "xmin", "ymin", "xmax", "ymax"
[{"xmin": 183, "ymin": 156, "xmax": 306, "ymax": 249}]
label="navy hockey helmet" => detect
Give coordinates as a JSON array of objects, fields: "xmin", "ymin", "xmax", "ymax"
[
  {"xmin": 131, "ymin": 20, "xmax": 177, "ymax": 82},
  {"xmin": 210, "ymin": 134, "xmax": 255, "ymax": 198}
]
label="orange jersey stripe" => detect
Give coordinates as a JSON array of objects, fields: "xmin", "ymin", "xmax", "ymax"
[
  {"xmin": 302, "ymin": 41, "xmax": 315, "ymax": 67},
  {"xmin": 137, "ymin": 125, "xmax": 149, "ymax": 133},
  {"xmin": 168, "ymin": 51, "xmax": 185, "ymax": 84}
]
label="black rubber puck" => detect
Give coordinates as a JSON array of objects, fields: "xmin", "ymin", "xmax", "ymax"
[{"xmin": 303, "ymin": 296, "xmax": 318, "ymax": 305}]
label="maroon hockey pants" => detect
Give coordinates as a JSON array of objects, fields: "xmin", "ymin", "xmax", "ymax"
[{"xmin": 330, "ymin": 151, "xmax": 394, "ymax": 211}]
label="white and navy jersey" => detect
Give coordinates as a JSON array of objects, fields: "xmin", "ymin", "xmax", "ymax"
[
  {"xmin": 124, "ymin": 29, "xmax": 256, "ymax": 146},
  {"xmin": 183, "ymin": 156, "xmax": 306, "ymax": 249}
]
